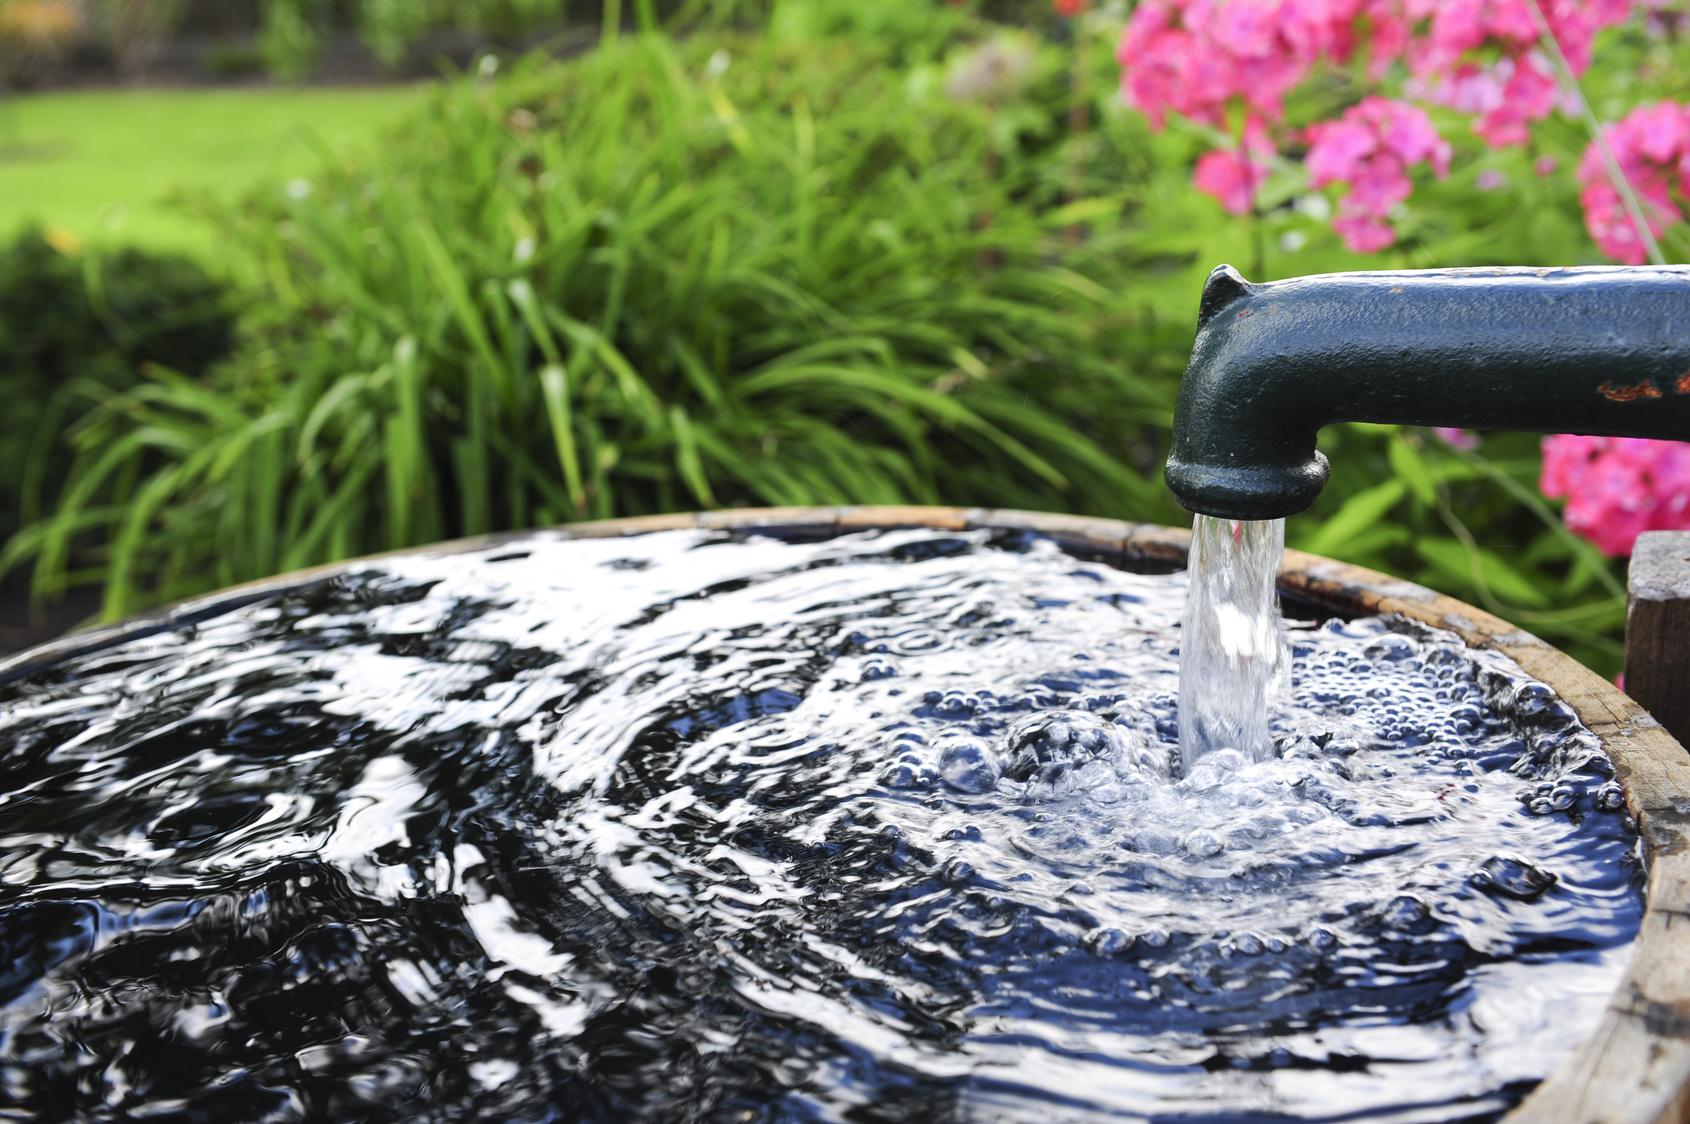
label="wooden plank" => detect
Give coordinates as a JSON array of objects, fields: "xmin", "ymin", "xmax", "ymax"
[{"xmin": 1628, "ymin": 531, "xmax": 1690, "ymax": 747}]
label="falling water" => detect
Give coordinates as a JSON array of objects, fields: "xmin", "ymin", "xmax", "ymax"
[{"xmin": 1179, "ymin": 515, "xmax": 1288, "ymax": 774}]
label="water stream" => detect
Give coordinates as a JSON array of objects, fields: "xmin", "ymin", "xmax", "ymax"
[
  {"xmin": 0, "ymin": 527, "xmax": 1641, "ymax": 1122},
  {"xmin": 1179, "ymin": 516, "xmax": 1288, "ymax": 773}
]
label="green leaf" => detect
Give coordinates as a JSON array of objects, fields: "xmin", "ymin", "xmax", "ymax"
[
  {"xmin": 1416, "ymin": 536, "xmax": 1550, "ymax": 608},
  {"xmin": 669, "ymin": 405, "xmax": 716, "ymax": 507},
  {"xmin": 1388, "ymin": 435, "xmax": 1437, "ymax": 507},
  {"xmin": 1296, "ymin": 480, "xmax": 1406, "ymax": 558},
  {"xmin": 539, "ymin": 364, "xmax": 584, "ymax": 513}
]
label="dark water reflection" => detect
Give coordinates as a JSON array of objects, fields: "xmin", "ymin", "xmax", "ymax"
[{"xmin": 0, "ymin": 529, "xmax": 1641, "ymax": 1122}]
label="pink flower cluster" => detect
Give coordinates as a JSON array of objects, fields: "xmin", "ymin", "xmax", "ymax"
[
  {"xmin": 1193, "ymin": 117, "xmax": 1276, "ymax": 215},
  {"xmin": 1409, "ymin": 52, "xmax": 1564, "ymax": 149},
  {"xmin": 1541, "ymin": 434, "xmax": 1690, "ymax": 556},
  {"xmin": 1306, "ymin": 96, "xmax": 1451, "ymax": 251},
  {"xmin": 1117, "ymin": 0, "xmax": 1386, "ymax": 133},
  {"xmin": 1576, "ymin": 101, "xmax": 1690, "ymax": 264},
  {"xmin": 1115, "ymin": 0, "xmax": 1638, "ymax": 251},
  {"xmin": 1407, "ymin": 0, "xmax": 1629, "ymax": 147}
]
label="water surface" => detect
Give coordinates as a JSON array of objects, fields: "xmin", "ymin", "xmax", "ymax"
[{"xmin": 0, "ymin": 528, "xmax": 1641, "ymax": 1122}]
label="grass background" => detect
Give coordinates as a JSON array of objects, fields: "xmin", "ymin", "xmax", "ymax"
[{"xmin": 0, "ymin": 86, "xmax": 425, "ymax": 253}]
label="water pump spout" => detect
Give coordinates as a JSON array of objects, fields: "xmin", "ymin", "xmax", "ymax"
[{"xmin": 1166, "ymin": 264, "xmax": 1690, "ymax": 520}]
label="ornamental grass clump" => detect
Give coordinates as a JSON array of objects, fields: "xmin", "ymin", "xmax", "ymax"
[
  {"xmin": 0, "ymin": 229, "xmax": 233, "ymax": 545},
  {"xmin": 8, "ymin": 29, "xmax": 1181, "ymax": 620}
]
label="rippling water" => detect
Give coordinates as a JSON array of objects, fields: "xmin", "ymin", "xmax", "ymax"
[{"xmin": 0, "ymin": 527, "xmax": 1641, "ymax": 1122}]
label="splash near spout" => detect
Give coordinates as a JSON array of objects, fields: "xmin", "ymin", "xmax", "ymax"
[{"xmin": 1179, "ymin": 515, "xmax": 1286, "ymax": 774}]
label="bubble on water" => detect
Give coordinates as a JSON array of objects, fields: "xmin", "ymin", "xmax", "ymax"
[
  {"xmin": 1001, "ymin": 710, "xmax": 1121, "ymax": 784},
  {"xmin": 1182, "ymin": 746, "xmax": 1248, "ymax": 790},
  {"xmin": 1131, "ymin": 826, "xmax": 1180, "ymax": 855},
  {"xmin": 881, "ymin": 757, "xmax": 933, "ymax": 790},
  {"xmin": 1365, "ymin": 635, "xmax": 1417, "ymax": 662},
  {"xmin": 861, "ymin": 658, "xmax": 897, "ymax": 681},
  {"xmin": 1182, "ymin": 828, "xmax": 1226, "ymax": 857},
  {"xmin": 1230, "ymin": 932, "xmax": 1265, "ymax": 956},
  {"xmin": 943, "ymin": 859, "xmax": 975, "ymax": 884},
  {"xmin": 1471, "ymin": 854, "xmax": 1559, "ymax": 900},
  {"xmin": 1088, "ymin": 928, "xmax": 1133, "ymax": 956},
  {"xmin": 936, "ymin": 732, "xmax": 1001, "ymax": 793},
  {"xmin": 1382, "ymin": 895, "xmax": 1432, "ymax": 931}
]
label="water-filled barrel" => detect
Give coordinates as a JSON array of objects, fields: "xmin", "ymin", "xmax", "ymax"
[{"xmin": 0, "ymin": 506, "xmax": 1681, "ymax": 1123}]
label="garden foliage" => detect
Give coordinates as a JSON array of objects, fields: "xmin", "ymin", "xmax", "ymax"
[
  {"xmin": 1103, "ymin": 0, "xmax": 1690, "ymax": 672},
  {"xmin": 7, "ymin": 16, "xmax": 1188, "ymax": 623},
  {"xmin": 0, "ymin": 228, "xmax": 232, "ymax": 543},
  {"xmin": 13, "ymin": 1, "xmax": 1690, "ymax": 677},
  {"xmin": 261, "ymin": 0, "xmax": 572, "ymax": 79}
]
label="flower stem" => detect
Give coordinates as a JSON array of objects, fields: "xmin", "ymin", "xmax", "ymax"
[
  {"xmin": 1068, "ymin": 15, "xmax": 1089, "ymax": 202},
  {"xmin": 603, "ymin": 0, "xmax": 622, "ymax": 47},
  {"xmin": 1525, "ymin": 0, "xmax": 1665, "ymax": 266}
]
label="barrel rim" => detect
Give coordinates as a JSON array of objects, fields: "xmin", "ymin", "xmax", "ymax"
[{"xmin": 6, "ymin": 504, "xmax": 1684, "ymax": 1121}]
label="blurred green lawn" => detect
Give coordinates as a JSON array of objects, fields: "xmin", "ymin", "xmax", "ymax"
[{"xmin": 0, "ymin": 86, "xmax": 426, "ymax": 256}]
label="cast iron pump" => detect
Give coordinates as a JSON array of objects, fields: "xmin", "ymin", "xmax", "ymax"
[{"xmin": 1166, "ymin": 264, "xmax": 1690, "ymax": 520}]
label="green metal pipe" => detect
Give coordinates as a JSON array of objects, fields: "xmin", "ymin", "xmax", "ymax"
[{"xmin": 1166, "ymin": 264, "xmax": 1690, "ymax": 520}]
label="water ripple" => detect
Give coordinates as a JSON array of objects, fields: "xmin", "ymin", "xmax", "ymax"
[{"xmin": 0, "ymin": 528, "xmax": 1640, "ymax": 1122}]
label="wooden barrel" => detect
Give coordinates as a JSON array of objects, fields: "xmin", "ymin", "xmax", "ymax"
[{"xmin": 6, "ymin": 505, "xmax": 1685, "ymax": 1122}]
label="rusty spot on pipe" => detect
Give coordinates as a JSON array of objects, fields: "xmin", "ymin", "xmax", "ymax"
[
  {"xmin": 1237, "ymin": 309, "xmax": 1252, "ymax": 318},
  {"xmin": 1598, "ymin": 379, "xmax": 1665, "ymax": 402},
  {"xmin": 1677, "ymin": 370, "xmax": 1690, "ymax": 395}
]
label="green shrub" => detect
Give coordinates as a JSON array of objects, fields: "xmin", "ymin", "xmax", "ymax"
[
  {"xmin": 0, "ymin": 228, "xmax": 232, "ymax": 544},
  {"xmin": 15, "ymin": 9, "xmax": 1671, "ymax": 678},
  {"xmin": 8, "ymin": 27, "xmax": 1184, "ymax": 620}
]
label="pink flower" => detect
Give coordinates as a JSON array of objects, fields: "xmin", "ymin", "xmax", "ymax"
[
  {"xmin": 1433, "ymin": 427, "xmax": 1481, "ymax": 449},
  {"xmin": 1627, "ymin": 98, "xmax": 1690, "ymax": 163},
  {"xmin": 1116, "ymin": 0, "xmax": 1378, "ymax": 130},
  {"xmin": 1194, "ymin": 115, "xmax": 1276, "ymax": 214},
  {"xmin": 1332, "ymin": 212, "xmax": 1398, "ymax": 251},
  {"xmin": 1112, "ymin": 0, "xmax": 1640, "ymax": 255},
  {"xmin": 1534, "ymin": 155, "xmax": 1560, "ymax": 175},
  {"xmin": 1054, "ymin": 0, "xmax": 1087, "ymax": 16},
  {"xmin": 1477, "ymin": 168, "xmax": 1509, "ymax": 190},
  {"xmin": 1575, "ymin": 101, "xmax": 1690, "ymax": 262},
  {"xmin": 1541, "ymin": 434, "xmax": 1690, "ymax": 556},
  {"xmin": 1406, "ymin": 63, "xmax": 1507, "ymax": 117},
  {"xmin": 1195, "ymin": 150, "xmax": 1268, "ymax": 215},
  {"xmin": 1578, "ymin": 183, "xmax": 1648, "ymax": 264},
  {"xmin": 1471, "ymin": 53, "xmax": 1562, "ymax": 147},
  {"xmin": 1543, "ymin": 0, "xmax": 1634, "ymax": 72},
  {"xmin": 1306, "ymin": 97, "xmax": 1450, "ymax": 250},
  {"xmin": 1404, "ymin": 2, "xmax": 1630, "ymax": 149},
  {"xmin": 1414, "ymin": 0, "xmax": 1623, "ymax": 77},
  {"xmin": 1304, "ymin": 118, "xmax": 1376, "ymax": 183}
]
